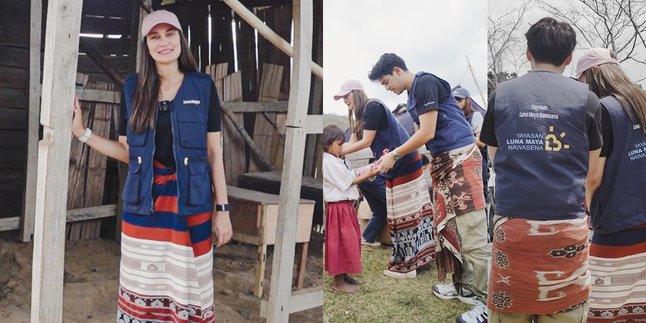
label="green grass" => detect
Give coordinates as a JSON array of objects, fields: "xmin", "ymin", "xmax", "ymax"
[{"xmin": 323, "ymin": 246, "xmax": 470, "ymax": 323}]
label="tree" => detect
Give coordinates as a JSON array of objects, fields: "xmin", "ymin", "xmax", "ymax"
[
  {"xmin": 488, "ymin": 0, "xmax": 532, "ymax": 92},
  {"xmin": 539, "ymin": 0, "xmax": 646, "ymax": 79}
]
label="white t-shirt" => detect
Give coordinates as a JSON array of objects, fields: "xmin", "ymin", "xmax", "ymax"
[
  {"xmin": 323, "ymin": 152, "xmax": 360, "ymax": 202},
  {"xmin": 469, "ymin": 111, "xmax": 484, "ymax": 134}
]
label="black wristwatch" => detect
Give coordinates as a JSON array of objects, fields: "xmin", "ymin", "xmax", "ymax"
[{"xmin": 215, "ymin": 204, "xmax": 230, "ymax": 212}]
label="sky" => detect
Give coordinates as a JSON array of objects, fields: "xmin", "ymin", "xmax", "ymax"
[
  {"xmin": 323, "ymin": 0, "xmax": 488, "ymax": 116},
  {"xmin": 489, "ymin": 0, "xmax": 646, "ymax": 85}
]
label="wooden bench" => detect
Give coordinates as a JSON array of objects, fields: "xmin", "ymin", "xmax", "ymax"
[
  {"xmin": 238, "ymin": 171, "xmax": 323, "ymax": 227},
  {"xmin": 227, "ymin": 186, "xmax": 315, "ymax": 298}
]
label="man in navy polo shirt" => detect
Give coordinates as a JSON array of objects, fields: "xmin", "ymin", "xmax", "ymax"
[
  {"xmin": 481, "ymin": 17, "xmax": 602, "ymax": 321},
  {"xmin": 369, "ymin": 53, "xmax": 490, "ymax": 323}
]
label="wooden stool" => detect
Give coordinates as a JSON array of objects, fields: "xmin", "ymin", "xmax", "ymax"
[{"xmin": 227, "ymin": 186, "xmax": 315, "ymax": 298}]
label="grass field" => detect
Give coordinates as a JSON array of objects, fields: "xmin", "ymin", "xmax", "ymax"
[{"xmin": 323, "ymin": 246, "xmax": 471, "ymax": 323}]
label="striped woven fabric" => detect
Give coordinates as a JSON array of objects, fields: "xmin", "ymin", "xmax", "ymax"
[
  {"xmin": 588, "ymin": 224, "xmax": 646, "ymax": 322},
  {"xmin": 117, "ymin": 161, "xmax": 215, "ymax": 323},
  {"xmin": 385, "ymin": 152, "xmax": 436, "ymax": 273}
]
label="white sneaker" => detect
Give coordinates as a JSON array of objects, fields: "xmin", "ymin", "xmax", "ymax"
[
  {"xmin": 456, "ymin": 301, "xmax": 488, "ymax": 323},
  {"xmin": 432, "ymin": 283, "xmax": 478, "ymax": 305},
  {"xmin": 361, "ymin": 238, "xmax": 382, "ymax": 247},
  {"xmin": 382, "ymin": 269, "xmax": 416, "ymax": 278}
]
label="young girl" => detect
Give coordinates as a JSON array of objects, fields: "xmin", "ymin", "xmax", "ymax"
[{"xmin": 323, "ymin": 124, "xmax": 377, "ymax": 293}]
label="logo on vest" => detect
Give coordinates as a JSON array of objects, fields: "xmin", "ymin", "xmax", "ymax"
[
  {"xmin": 545, "ymin": 126, "xmax": 570, "ymax": 151},
  {"xmin": 183, "ymin": 99, "xmax": 201, "ymax": 105}
]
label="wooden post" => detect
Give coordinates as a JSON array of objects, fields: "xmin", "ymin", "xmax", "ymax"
[
  {"xmin": 266, "ymin": 0, "xmax": 314, "ymax": 321},
  {"xmin": 21, "ymin": 0, "xmax": 43, "ymax": 242},
  {"xmin": 30, "ymin": 0, "xmax": 83, "ymax": 321}
]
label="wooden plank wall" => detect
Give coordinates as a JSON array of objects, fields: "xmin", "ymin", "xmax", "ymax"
[
  {"xmin": 206, "ymin": 63, "xmax": 246, "ymax": 185},
  {"xmin": 304, "ymin": 0, "xmax": 323, "ymax": 179},
  {"xmin": 249, "ymin": 63, "xmax": 284, "ymax": 172},
  {"xmin": 0, "ymin": 0, "xmax": 34, "ymax": 219},
  {"xmin": 66, "ymin": 79, "xmax": 116, "ymax": 241}
]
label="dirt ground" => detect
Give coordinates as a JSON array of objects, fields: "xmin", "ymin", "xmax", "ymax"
[{"xmin": 0, "ymin": 232, "xmax": 323, "ymax": 322}]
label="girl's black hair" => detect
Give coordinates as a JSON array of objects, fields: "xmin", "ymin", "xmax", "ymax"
[{"xmin": 322, "ymin": 124, "xmax": 345, "ymax": 152}]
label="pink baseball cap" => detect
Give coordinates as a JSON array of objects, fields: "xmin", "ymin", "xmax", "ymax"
[
  {"xmin": 141, "ymin": 10, "xmax": 183, "ymax": 39},
  {"xmin": 333, "ymin": 79, "xmax": 364, "ymax": 100},
  {"xmin": 575, "ymin": 48, "xmax": 619, "ymax": 79}
]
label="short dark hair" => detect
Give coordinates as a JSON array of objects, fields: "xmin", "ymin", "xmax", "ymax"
[
  {"xmin": 322, "ymin": 124, "xmax": 345, "ymax": 152},
  {"xmin": 525, "ymin": 17, "xmax": 576, "ymax": 66},
  {"xmin": 368, "ymin": 53, "xmax": 408, "ymax": 81}
]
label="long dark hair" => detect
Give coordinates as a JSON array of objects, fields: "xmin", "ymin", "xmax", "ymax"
[
  {"xmin": 347, "ymin": 89, "xmax": 369, "ymax": 140},
  {"xmin": 129, "ymin": 29, "xmax": 198, "ymax": 133},
  {"xmin": 583, "ymin": 62, "xmax": 646, "ymax": 135}
]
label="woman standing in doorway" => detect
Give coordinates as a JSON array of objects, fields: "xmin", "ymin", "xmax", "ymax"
[
  {"xmin": 72, "ymin": 10, "xmax": 231, "ymax": 322},
  {"xmin": 335, "ymin": 79, "xmax": 435, "ymax": 279}
]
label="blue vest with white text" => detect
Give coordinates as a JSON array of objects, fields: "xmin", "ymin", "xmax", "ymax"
[
  {"xmin": 493, "ymin": 71, "xmax": 589, "ymax": 220},
  {"xmin": 122, "ymin": 73, "xmax": 213, "ymax": 215},
  {"xmin": 591, "ymin": 96, "xmax": 646, "ymax": 234}
]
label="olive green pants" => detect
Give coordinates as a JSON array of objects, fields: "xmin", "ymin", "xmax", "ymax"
[
  {"xmin": 489, "ymin": 301, "xmax": 589, "ymax": 323},
  {"xmin": 455, "ymin": 208, "xmax": 490, "ymax": 301}
]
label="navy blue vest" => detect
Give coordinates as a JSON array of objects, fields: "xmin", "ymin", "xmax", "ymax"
[
  {"xmin": 122, "ymin": 73, "xmax": 213, "ymax": 215},
  {"xmin": 591, "ymin": 96, "xmax": 646, "ymax": 234},
  {"xmin": 493, "ymin": 71, "xmax": 589, "ymax": 220},
  {"xmin": 406, "ymin": 72, "xmax": 475, "ymax": 156},
  {"xmin": 366, "ymin": 100, "xmax": 415, "ymax": 179}
]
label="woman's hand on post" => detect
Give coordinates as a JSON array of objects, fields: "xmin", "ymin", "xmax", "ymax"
[
  {"xmin": 213, "ymin": 211, "xmax": 232, "ymax": 247},
  {"xmin": 72, "ymin": 96, "xmax": 86, "ymax": 138}
]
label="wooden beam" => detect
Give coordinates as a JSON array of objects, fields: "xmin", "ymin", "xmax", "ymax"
[
  {"xmin": 225, "ymin": 101, "xmax": 287, "ymax": 113},
  {"xmin": 260, "ymin": 287, "xmax": 323, "ymax": 317},
  {"xmin": 0, "ymin": 205, "xmax": 117, "ymax": 232},
  {"xmin": 266, "ymin": 1, "xmax": 315, "ymax": 321},
  {"xmin": 0, "ymin": 217, "xmax": 20, "ymax": 231},
  {"xmin": 31, "ymin": 0, "xmax": 83, "ymax": 321},
  {"xmin": 67, "ymin": 204, "xmax": 117, "ymax": 222},
  {"xmin": 222, "ymin": 0, "xmax": 322, "ymax": 79},
  {"xmin": 77, "ymin": 88, "xmax": 121, "ymax": 104},
  {"xmin": 79, "ymin": 38, "xmax": 125, "ymax": 86},
  {"xmin": 21, "ymin": 0, "xmax": 43, "ymax": 242}
]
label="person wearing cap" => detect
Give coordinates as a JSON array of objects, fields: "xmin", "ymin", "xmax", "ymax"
[
  {"xmin": 368, "ymin": 53, "xmax": 489, "ymax": 323},
  {"xmin": 334, "ymin": 80, "xmax": 436, "ymax": 279},
  {"xmin": 453, "ymin": 86, "xmax": 492, "ymax": 239},
  {"xmin": 72, "ymin": 9, "xmax": 230, "ymax": 322},
  {"xmin": 479, "ymin": 17, "xmax": 603, "ymax": 322},
  {"xmin": 575, "ymin": 48, "xmax": 646, "ymax": 323},
  {"xmin": 392, "ymin": 103, "xmax": 417, "ymax": 137},
  {"xmin": 453, "ymin": 86, "xmax": 489, "ymax": 199}
]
